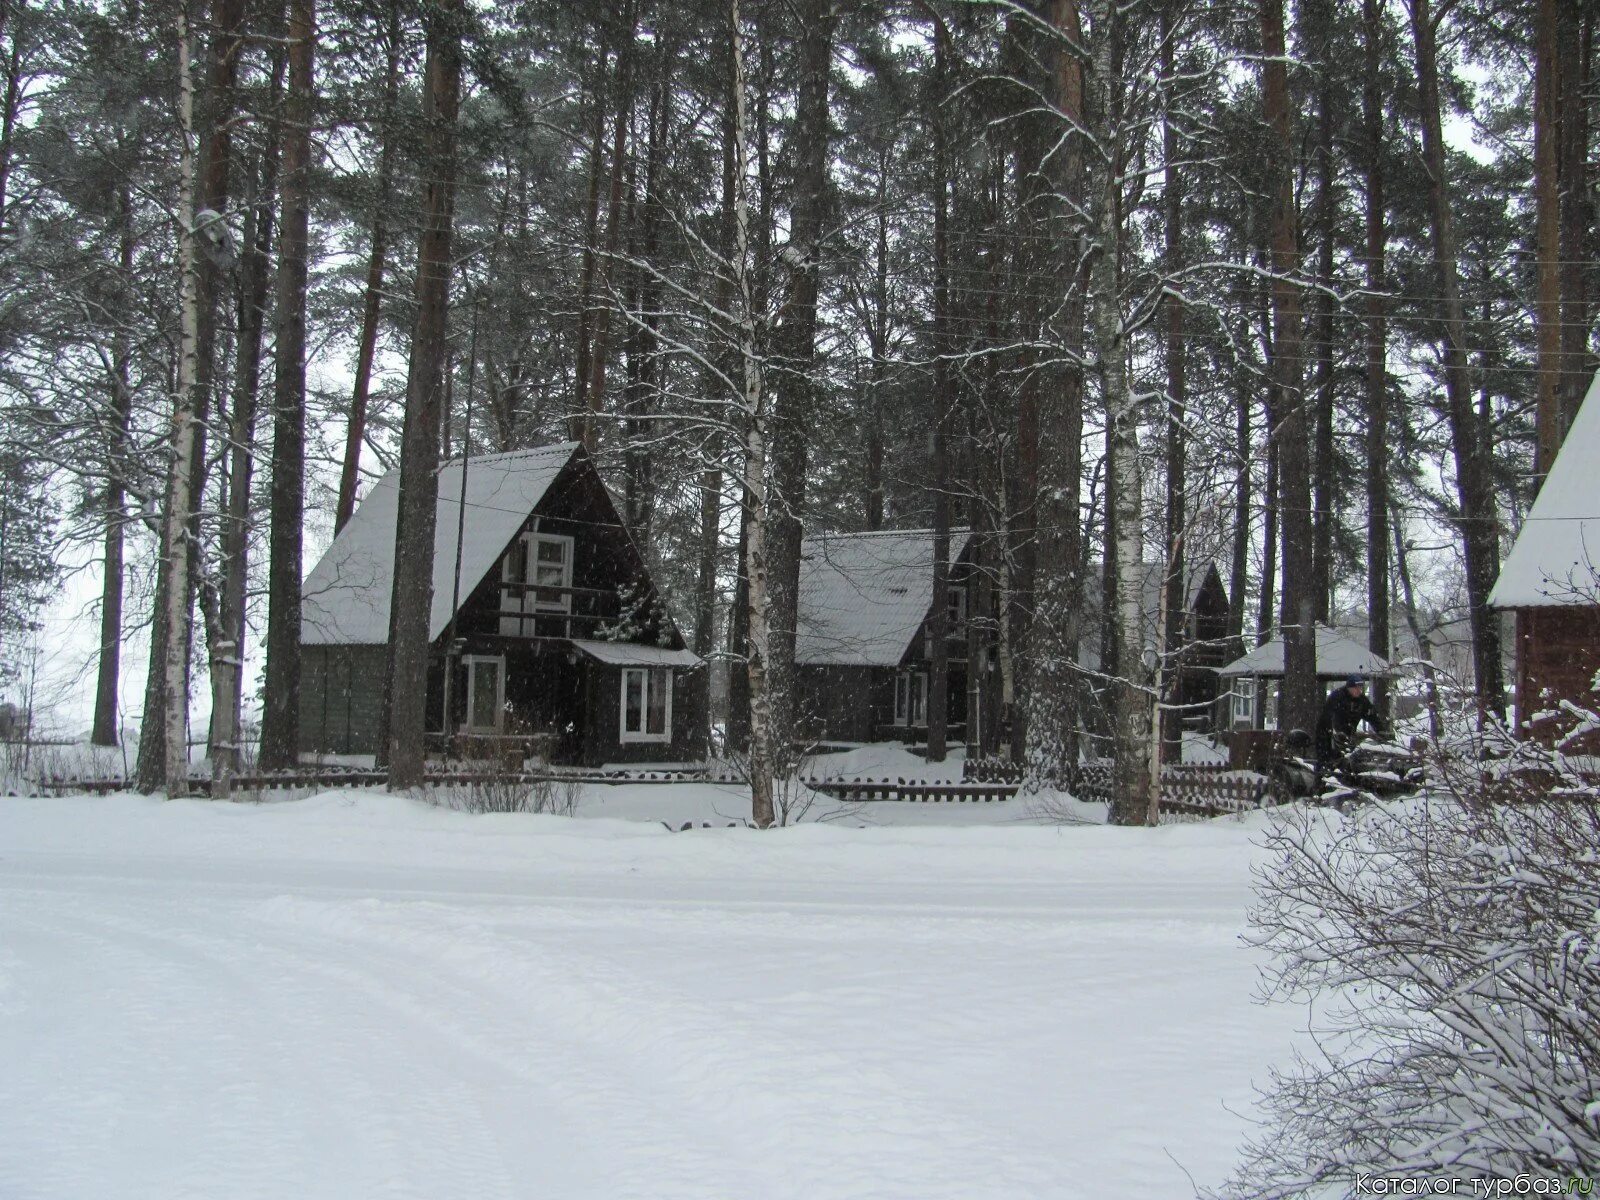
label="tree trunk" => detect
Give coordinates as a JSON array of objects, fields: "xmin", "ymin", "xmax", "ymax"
[
  {"xmin": 155, "ymin": 2, "xmax": 204, "ymax": 796},
  {"xmin": 1408, "ymin": 0, "xmax": 1505, "ymax": 720},
  {"xmin": 210, "ymin": 130, "xmax": 279, "ymax": 788},
  {"xmin": 258, "ymin": 0, "xmax": 315, "ymax": 773},
  {"xmin": 571, "ymin": 44, "xmax": 608, "ymax": 438},
  {"xmin": 1261, "ymin": 0, "xmax": 1318, "ymax": 739},
  {"xmin": 92, "ymin": 182, "xmax": 136, "ymax": 749},
  {"xmin": 579, "ymin": 3, "xmax": 637, "ymax": 452},
  {"xmin": 1362, "ymin": 0, "xmax": 1391, "ymax": 719},
  {"xmin": 1082, "ymin": 0, "xmax": 1153, "ymax": 826},
  {"xmin": 1556, "ymin": 1, "xmax": 1592, "ymax": 442},
  {"xmin": 384, "ymin": 0, "xmax": 462, "ymax": 790},
  {"xmin": 1534, "ymin": 0, "xmax": 1563, "ymax": 483},
  {"xmin": 1227, "ymin": 305, "xmax": 1251, "ymax": 662},
  {"xmin": 1308, "ymin": 9, "xmax": 1337, "ymax": 624},
  {"xmin": 1160, "ymin": 14, "xmax": 1186, "ymax": 767},
  {"xmin": 1022, "ymin": 0, "xmax": 1086, "ymax": 788},
  {"xmin": 926, "ymin": 25, "xmax": 953, "ymax": 764},
  {"xmin": 334, "ymin": 0, "xmax": 402, "ymax": 534},
  {"xmin": 729, "ymin": 0, "xmax": 773, "ymax": 827},
  {"xmin": 764, "ymin": 0, "xmax": 835, "ymax": 774}
]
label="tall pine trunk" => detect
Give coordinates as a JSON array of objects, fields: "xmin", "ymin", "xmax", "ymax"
[
  {"xmin": 1408, "ymin": 0, "xmax": 1504, "ymax": 720},
  {"xmin": 764, "ymin": 0, "xmax": 834, "ymax": 773},
  {"xmin": 1261, "ymin": 0, "xmax": 1318, "ymax": 739},
  {"xmin": 258, "ymin": 0, "xmax": 315, "ymax": 772},
  {"xmin": 1022, "ymin": 0, "xmax": 1086, "ymax": 787},
  {"xmin": 92, "ymin": 182, "xmax": 136, "ymax": 748},
  {"xmin": 1362, "ymin": 0, "xmax": 1391, "ymax": 718},
  {"xmin": 383, "ymin": 0, "xmax": 462, "ymax": 789},
  {"xmin": 334, "ymin": 0, "xmax": 402, "ymax": 534},
  {"xmin": 210, "ymin": 130, "xmax": 280, "ymax": 788}
]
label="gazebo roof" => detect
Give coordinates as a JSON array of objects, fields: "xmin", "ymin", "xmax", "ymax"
[{"xmin": 1217, "ymin": 623, "xmax": 1396, "ymax": 679}]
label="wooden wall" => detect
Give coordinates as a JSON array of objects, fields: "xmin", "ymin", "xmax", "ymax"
[
  {"xmin": 1514, "ymin": 606, "xmax": 1600, "ymax": 751},
  {"xmin": 299, "ymin": 644, "xmax": 389, "ymax": 756}
]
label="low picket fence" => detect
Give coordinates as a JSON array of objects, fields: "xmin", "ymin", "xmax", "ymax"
[{"xmin": 32, "ymin": 759, "xmax": 1271, "ymax": 815}]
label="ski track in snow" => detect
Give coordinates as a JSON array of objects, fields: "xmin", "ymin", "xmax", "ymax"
[{"xmin": 0, "ymin": 794, "xmax": 1297, "ymax": 1199}]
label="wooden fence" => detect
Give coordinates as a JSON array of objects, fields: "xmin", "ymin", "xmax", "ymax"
[{"xmin": 31, "ymin": 760, "xmax": 1272, "ymax": 815}]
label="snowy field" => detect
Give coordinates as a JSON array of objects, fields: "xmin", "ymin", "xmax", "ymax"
[{"xmin": 0, "ymin": 789, "xmax": 1302, "ymax": 1199}]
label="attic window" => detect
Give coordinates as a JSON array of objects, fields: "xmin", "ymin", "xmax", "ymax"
[{"xmin": 888, "ymin": 586, "xmax": 909, "ymax": 596}]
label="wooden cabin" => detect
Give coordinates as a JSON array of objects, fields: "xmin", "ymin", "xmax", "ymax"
[
  {"xmin": 1491, "ymin": 373, "xmax": 1600, "ymax": 752},
  {"xmin": 793, "ymin": 529, "xmax": 979, "ymax": 746},
  {"xmin": 790, "ymin": 530, "xmax": 1230, "ymax": 753},
  {"xmin": 299, "ymin": 442, "xmax": 700, "ymax": 766},
  {"xmin": 1075, "ymin": 559, "xmax": 1233, "ymax": 737}
]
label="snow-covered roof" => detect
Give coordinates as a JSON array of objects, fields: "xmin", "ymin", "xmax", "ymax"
[
  {"xmin": 796, "ymin": 528, "xmax": 972, "ymax": 667},
  {"xmin": 571, "ymin": 639, "xmax": 700, "ymax": 669},
  {"xmin": 1218, "ymin": 623, "xmax": 1395, "ymax": 679},
  {"xmin": 303, "ymin": 443, "xmax": 578, "ymax": 645},
  {"xmin": 1490, "ymin": 372, "xmax": 1600, "ymax": 608}
]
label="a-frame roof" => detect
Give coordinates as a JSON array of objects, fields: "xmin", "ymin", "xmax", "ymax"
[
  {"xmin": 1491, "ymin": 371, "xmax": 1600, "ymax": 608},
  {"xmin": 303, "ymin": 443, "xmax": 579, "ymax": 646},
  {"xmin": 796, "ymin": 527, "xmax": 973, "ymax": 667}
]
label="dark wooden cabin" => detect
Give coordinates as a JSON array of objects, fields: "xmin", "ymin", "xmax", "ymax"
[
  {"xmin": 1491, "ymin": 373, "xmax": 1600, "ymax": 753},
  {"xmin": 793, "ymin": 529, "xmax": 979, "ymax": 747},
  {"xmin": 299, "ymin": 443, "xmax": 700, "ymax": 766}
]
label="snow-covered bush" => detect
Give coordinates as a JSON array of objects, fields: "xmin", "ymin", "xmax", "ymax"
[{"xmin": 1213, "ymin": 748, "xmax": 1600, "ymax": 1196}]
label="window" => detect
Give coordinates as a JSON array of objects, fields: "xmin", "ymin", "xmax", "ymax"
[
  {"xmin": 463, "ymin": 655, "xmax": 505, "ymax": 734},
  {"xmin": 1231, "ymin": 678, "xmax": 1256, "ymax": 728},
  {"xmin": 947, "ymin": 585, "xmax": 967, "ymax": 631},
  {"xmin": 501, "ymin": 531, "xmax": 574, "ymax": 633},
  {"xmin": 530, "ymin": 534, "xmax": 574, "ymax": 610},
  {"xmin": 894, "ymin": 670, "xmax": 928, "ymax": 727},
  {"xmin": 620, "ymin": 667, "xmax": 672, "ymax": 743}
]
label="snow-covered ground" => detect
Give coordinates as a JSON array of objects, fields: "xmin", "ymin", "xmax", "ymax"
[{"xmin": 0, "ymin": 790, "xmax": 1300, "ymax": 1199}]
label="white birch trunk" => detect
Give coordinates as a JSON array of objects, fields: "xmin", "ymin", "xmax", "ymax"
[
  {"xmin": 162, "ymin": 5, "xmax": 202, "ymax": 797},
  {"xmin": 730, "ymin": 0, "xmax": 773, "ymax": 828},
  {"xmin": 1085, "ymin": 0, "xmax": 1155, "ymax": 826}
]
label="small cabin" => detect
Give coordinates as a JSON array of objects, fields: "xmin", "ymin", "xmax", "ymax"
[
  {"xmin": 298, "ymin": 442, "xmax": 701, "ymax": 766},
  {"xmin": 793, "ymin": 528, "xmax": 978, "ymax": 746},
  {"xmin": 1075, "ymin": 559, "xmax": 1233, "ymax": 737},
  {"xmin": 1217, "ymin": 623, "xmax": 1396, "ymax": 733},
  {"xmin": 1491, "ymin": 373, "xmax": 1600, "ymax": 752}
]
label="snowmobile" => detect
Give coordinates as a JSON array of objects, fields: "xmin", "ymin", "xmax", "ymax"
[{"xmin": 1270, "ymin": 730, "xmax": 1426, "ymax": 806}]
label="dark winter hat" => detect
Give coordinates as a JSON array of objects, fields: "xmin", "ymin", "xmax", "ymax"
[{"xmin": 1346, "ymin": 674, "xmax": 1366, "ymax": 688}]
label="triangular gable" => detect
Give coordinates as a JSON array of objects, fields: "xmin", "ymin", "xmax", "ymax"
[
  {"xmin": 303, "ymin": 442, "xmax": 579, "ymax": 645},
  {"xmin": 796, "ymin": 528, "xmax": 973, "ymax": 667},
  {"xmin": 1491, "ymin": 372, "xmax": 1600, "ymax": 608}
]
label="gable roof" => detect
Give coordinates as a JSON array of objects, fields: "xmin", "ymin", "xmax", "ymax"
[
  {"xmin": 303, "ymin": 443, "xmax": 579, "ymax": 646},
  {"xmin": 1218, "ymin": 623, "xmax": 1395, "ymax": 679},
  {"xmin": 1491, "ymin": 372, "xmax": 1600, "ymax": 608},
  {"xmin": 796, "ymin": 528, "xmax": 973, "ymax": 667}
]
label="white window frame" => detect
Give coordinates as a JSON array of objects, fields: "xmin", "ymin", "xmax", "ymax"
[
  {"xmin": 894, "ymin": 670, "xmax": 928, "ymax": 727},
  {"xmin": 1231, "ymin": 678, "xmax": 1256, "ymax": 728},
  {"xmin": 462, "ymin": 654, "xmax": 506, "ymax": 734},
  {"xmin": 619, "ymin": 667, "xmax": 672, "ymax": 744},
  {"xmin": 526, "ymin": 532, "xmax": 574, "ymax": 612}
]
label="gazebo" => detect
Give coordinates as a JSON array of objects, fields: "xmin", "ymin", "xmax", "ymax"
[{"xmin": 1218, "ymin": 623, "xmax": 1396, "ymax": 732}]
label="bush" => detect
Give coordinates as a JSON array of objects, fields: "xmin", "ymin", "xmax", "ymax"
[
  {"xmin": 1212, "ymin": 744, "xmax": 1600, "ymax": 1196},
  {"xmin": 437, "ymin": 771, "xmax": 581, "ymax": 816}
]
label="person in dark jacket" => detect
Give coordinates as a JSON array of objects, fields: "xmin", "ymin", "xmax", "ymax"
[{"xmin": 1314, "ymin": 675, "xmax": 1387, "ymax": 768}]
